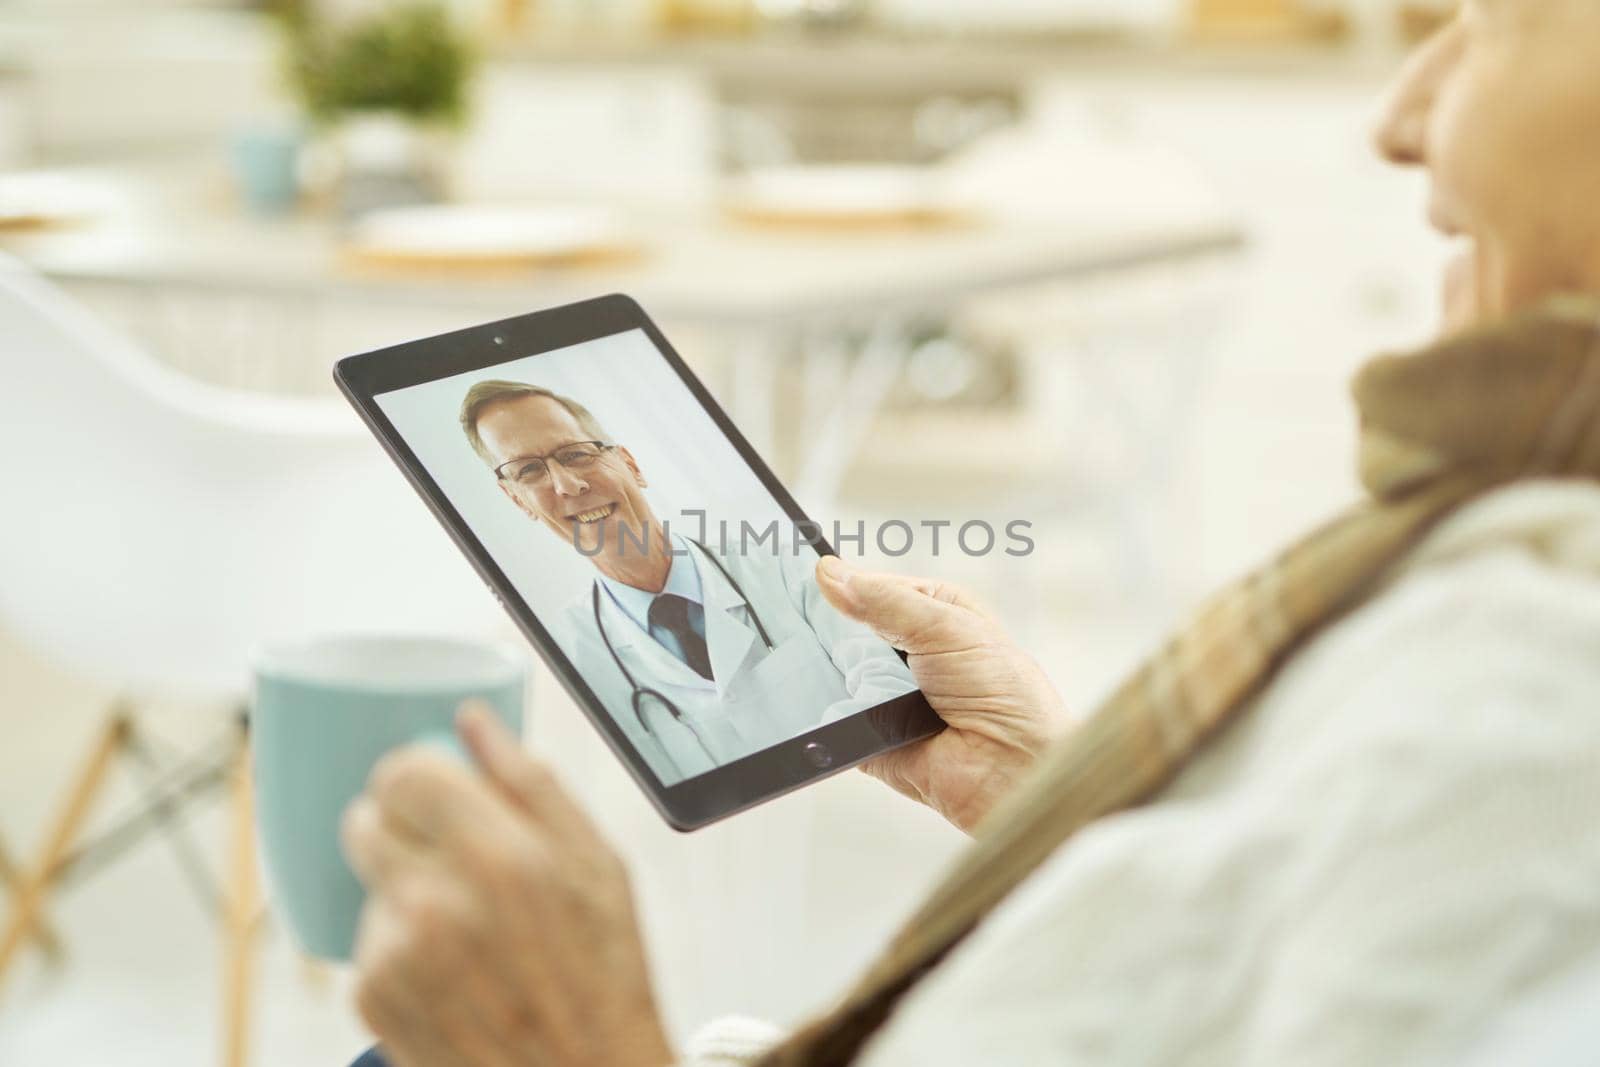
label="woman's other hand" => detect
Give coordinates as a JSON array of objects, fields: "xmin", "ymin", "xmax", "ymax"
[
  {"xmin": 341, "ymin": 705, "xmax": 674, "ymax": 1067},
  {"xmin": 816, "ymin": 556, "xmax": 1072, "ymax": 833}
]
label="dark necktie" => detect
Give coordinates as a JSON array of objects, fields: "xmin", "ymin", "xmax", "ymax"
[{"xmin": 647, "ymin": 592, "xmax": 714, "ymax": 680}]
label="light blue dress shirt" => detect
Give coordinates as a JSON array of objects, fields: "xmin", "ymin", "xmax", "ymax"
[{"xmin": 599, "ymin": 533, "xmax": 707, "ymax": 671}]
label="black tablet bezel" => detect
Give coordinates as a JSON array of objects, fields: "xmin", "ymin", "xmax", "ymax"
[{"xmin": 334, "ymin": 293, "xmax": 944, "ymax": 831}]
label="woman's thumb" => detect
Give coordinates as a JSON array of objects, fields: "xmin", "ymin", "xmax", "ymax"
[{"xmin": 816, "ymin": 556, "xmax": 977, "ymax": 653}]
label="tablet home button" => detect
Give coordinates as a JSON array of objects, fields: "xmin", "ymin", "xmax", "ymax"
[{"xmin": 802, "ymin": 741, "xmax": 833, "ymax": 769}]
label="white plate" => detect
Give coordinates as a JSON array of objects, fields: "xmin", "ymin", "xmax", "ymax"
[
  {"xmin": 722, "ymin": 165, "xmax": 966, "ymax": 226},
  {"xmin": 874, "ymin": 0, "xmax": 1177, "ymax": 33},
  {"xmin": 0, "ymin": 171, "xmax": 118, "ymax": 230},
  {"xmin": 345, "ymin": 204, "xmax": 629, "ymax": 263}
]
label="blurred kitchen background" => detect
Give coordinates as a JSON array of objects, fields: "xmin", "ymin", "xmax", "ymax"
[{"xmin": 0, "ymin": 0, "xmax": 1459, "ymax": 1064}]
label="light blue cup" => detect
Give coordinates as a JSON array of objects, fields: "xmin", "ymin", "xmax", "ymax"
[
  {"xmin": 251, "ymin": 634, "xmax": 525, "ymax": 960},
  {"xmin": 229, "ymin": 123, "xmax": 303, "ymax": 216}
]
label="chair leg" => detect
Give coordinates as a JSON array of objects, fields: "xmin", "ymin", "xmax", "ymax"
[
  {"xmin": 0, "ymin": 833, "xmax": 18, "ymax": 890},
  {"xmin": 0, "ymin": 831, "xmax": 63, "ymax": 961},
  {"xmin": 220, "ymin": 732, "xmax": 263, "ymax": 1067},
  {"xmin": 0, "ymin": 713, "xmax": 131, "ymax": 992}
]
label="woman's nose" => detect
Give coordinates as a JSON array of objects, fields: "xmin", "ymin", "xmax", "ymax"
[
  {"xmin": 1371, "ymin": 18, "xmax": 1461, "ymax": 167},
  {"xmin": 1373, "ymin": 92, "xmax": 1427, "ymax": 167}
]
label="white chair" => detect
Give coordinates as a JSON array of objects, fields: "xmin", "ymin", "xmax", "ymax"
[{"xmin": 0, "ymin": 251, "xmax": 499, "ymax": 1065}]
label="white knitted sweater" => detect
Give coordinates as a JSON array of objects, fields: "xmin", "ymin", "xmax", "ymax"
[{"xmin": 680, "ymin": 480, "xmax": 1600, "ymax": 1067}]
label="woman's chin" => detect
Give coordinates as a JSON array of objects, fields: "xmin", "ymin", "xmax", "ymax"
[{"xmin": 1440, "ymin": 241, "xmax": 1482, "ymax": 333}]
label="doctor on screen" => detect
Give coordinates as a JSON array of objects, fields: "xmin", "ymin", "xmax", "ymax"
[{"xmin": 460, "ymin": 380, "xmax": 917, "ymax": 786}]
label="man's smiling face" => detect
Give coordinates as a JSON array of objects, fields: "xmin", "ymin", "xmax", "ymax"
[{"xmin": 475, "ymin": 393, "xmax": 657, "ymax": 562}]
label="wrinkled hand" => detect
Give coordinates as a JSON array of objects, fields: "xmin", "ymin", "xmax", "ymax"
[
  {"xmin": 816, "ymin": 556, "xmax": 1072, "ymax": 833},
  {"xmin": 341, "ymin": 705, "xmax": 674, "ymax": 1067}
]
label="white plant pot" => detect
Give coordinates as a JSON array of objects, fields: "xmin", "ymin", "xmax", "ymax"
[{"xmin": 333, "ymin": 110, "xmax": 451, "ymax": 219}]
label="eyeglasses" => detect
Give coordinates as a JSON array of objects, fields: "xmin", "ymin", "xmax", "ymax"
[{"xmin": 494, "ymin": 441, "xmax": 613, "ymax": 489}]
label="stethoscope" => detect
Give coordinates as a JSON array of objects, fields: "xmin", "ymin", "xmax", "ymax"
[{"xmin": 592, "ymin": 539, "xmax": 775, "ymax": 762}]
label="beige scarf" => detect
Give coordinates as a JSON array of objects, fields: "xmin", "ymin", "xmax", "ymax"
[{"xmin": 761, "ymin": 295, "xmax": 1600, "ymax": 1067}]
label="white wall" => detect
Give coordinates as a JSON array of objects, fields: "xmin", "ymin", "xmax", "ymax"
[{"xmin": 3, "ymin": 7, "xmax": 278, "ymax": 157}]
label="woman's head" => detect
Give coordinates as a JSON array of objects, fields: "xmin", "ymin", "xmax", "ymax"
[{"xmin": 1374, "ymin": 0, "xmax": 1600, "ymax": 326}]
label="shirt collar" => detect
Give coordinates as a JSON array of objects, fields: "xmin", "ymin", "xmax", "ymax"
[{"xmin": 598, "ymin": 531, "xmax": 704, "ymax": 632}]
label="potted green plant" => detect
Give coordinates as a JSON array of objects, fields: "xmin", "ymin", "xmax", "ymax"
[{"xmin": 276, "ymin": 0, "xmax": 477, "ymax": 215}]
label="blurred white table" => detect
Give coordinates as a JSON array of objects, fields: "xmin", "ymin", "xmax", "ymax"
[
  {"xmin": 1, "ymin": 163, "xmax": 1243, "ymax": 508},
  {"xmin": 2, "ymin": 165, "xmax": 1241, "ymax": 318}
]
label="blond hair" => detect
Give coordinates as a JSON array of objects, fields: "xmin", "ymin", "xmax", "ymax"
[{"xmin": 458, "ymin": 380, "xmax": 610, "ymax": 465}]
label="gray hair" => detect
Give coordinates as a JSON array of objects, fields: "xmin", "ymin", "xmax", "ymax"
[{"xmin": 458, "ymin": 379, "xmax": 610, "ymax": 465}]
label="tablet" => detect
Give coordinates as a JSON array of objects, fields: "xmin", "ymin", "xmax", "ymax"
[{"xmin": 334, "ymin": 294, "xmax": 944, "ymax": 830}]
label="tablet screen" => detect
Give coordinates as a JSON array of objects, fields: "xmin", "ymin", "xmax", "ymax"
[{"xmin": 371, "ymin": 326, "xmax": 919, "ymax": 788}]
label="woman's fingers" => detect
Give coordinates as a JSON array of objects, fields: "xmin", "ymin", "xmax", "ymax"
[
  {"xmin": 366, "ymin": 744, "xmax": 523, "ymax": 857},
  {"xmin": 341, "ymin": 794, "xmax": 436, "ymax": 887},
  {"xmin": 456, "ymin": 703, "xmax": 607, "ymax": 849},
  {"xmin": 816, "ymin": 557, "xmax": 994, "ymax": 652}
]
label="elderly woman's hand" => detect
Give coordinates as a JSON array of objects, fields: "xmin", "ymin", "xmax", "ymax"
[
  {"xmin": 816, "ymin": 557, "xmax": 1072, "ymax": 833},
  {"xmin": 340, "ymin": 705, "xmax": 674, "ymax": 1067}
]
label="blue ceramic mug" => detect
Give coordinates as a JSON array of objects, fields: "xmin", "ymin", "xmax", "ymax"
[
  {"xmin": 251, "ymin": 634, "xmax": 525, "ymax": 960},
  {"xmin": 229, "ymin": 123, "xmax": 303, "ymax": 216}
]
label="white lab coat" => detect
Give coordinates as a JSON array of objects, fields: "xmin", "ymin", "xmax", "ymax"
[{"xmin": 559, "ymin": 539, "xmax": 917, "ymax": 786}]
